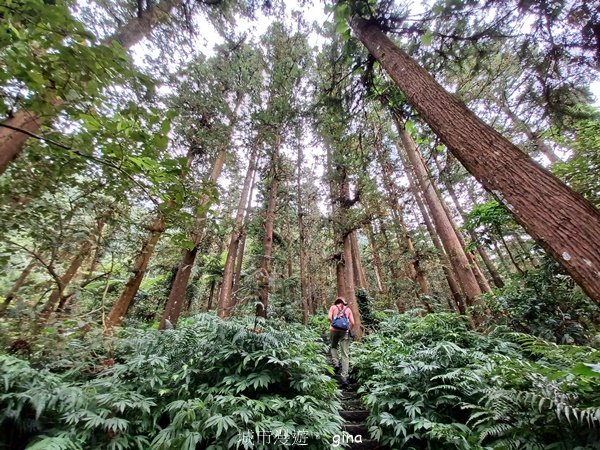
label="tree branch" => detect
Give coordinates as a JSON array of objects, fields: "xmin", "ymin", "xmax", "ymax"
[{"xmin": 0, "ymin": 123, "xmax": 160, "ymax": 207}]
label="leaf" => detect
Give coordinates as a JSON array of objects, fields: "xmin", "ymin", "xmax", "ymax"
[
  {"xmin": 571, "ymin": 363, "xmax": 600, "ymax": 377},
  {"xmin": 335, "ymin": 20, "xmax": 350, "ymax": 35},
  {"xmin": 181, "ymin": 432, "xmax": 202, "ymax": 450},
  {"xmin": 65, "ymin": 89, "xmax": 79, "ymax": 101},
  {"xmin": 421, "ymin": 30, "xmax": 433, "ymax": 46},
  {"xmin": 335, "ymin": 3, "xmax": 351, "ymax": 20}
]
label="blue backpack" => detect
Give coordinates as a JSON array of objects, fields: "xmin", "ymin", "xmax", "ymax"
[{"xmin": 331, "ymin": 307, "xmax": 349, "ymax": 330}]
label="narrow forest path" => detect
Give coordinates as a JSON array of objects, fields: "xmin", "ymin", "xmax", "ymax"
[
  {"xmin": 321, "ymin": 330, "xmax": 385, "ymax": 450},
  {"xmin": 339, "ymin": 381, "xmax": 382, "ymax": 449}
]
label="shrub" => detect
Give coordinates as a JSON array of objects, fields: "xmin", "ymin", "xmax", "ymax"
[
  {"xmin": 0, "ymin": 315, "xmax": 342, "ymax": 449},
  {"xmin": 356, "ymin": 289, "xmax": 378, "ymax": 331},
  {"xmin": 354, "ymin": 314, "xmax": 600, "ymax": 449},
  {"xmin": 486, "ymin": 257, "xmax": 599, "ymax": 345}
]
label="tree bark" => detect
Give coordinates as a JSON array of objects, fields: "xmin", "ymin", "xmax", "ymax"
[
  {"xmin": 0, "ymin": 259, "xmax": 36, "ymax": 316},
  {"xmin": 326, "ymin": 141, "xmax": 363, "ymax": 338},
  {"xmin": 376, "ymin": 142, "xmax": 431, "ymax": 298},
  {"xmin": 393, "ymin": 114, "xmax": 485, "ymax": 313},
  {"xmin": 350, "ymin": 231, "xmax": 368, "ymax": 290},
  {"xmin": 366, "ymin": 223, "xmax": 386, "ymax": 294},
  {"xmin": 432, "ymin": 173, "xmax": 492, "ymax": 294},
  {"xmin": 442, "ymin": 177, "xmax": 505, "ymax": 288},
  {"xmin": 335, "ymin": 253, "xmax": 346, "ymax": 300},
  {"xmin": 339, "ymin": 186, "xmax": 362, "ymax": 336},
  {"xmin": 297, "ymin": 144, "xmax": 311, "ymax": 325},
  {"xmin": 105, "ymin": 216, "xmax": 164, "ymax": 328},
  {"xmin": 351, "ymin": 15, "xmax": 600, "ymax": 306},
  {"xmin": 232, "ymin": 168, "xmax": 256, "ymax": 300},
  {"xmin": 159, "ymin": 148, "xmax": 228, "ymax": 329},
  {"xmin": 217, "ymin": 148, "xmax": 258, "ymax": 318},
  {"xmin": 342, "ymin": 230, "xmax": 362, "ymax": 330},
  {"xmin": 232, "ymin": 232, "xmax": 247, "ymax": 299},
  {"xmin": 256, "ymin": 145, "xmax": 281, "ymax": 319},
  {"xmin": 399, "ymin": 143, "xmax": 468, "ymax": 316},
  {"xmin": 0, "ymin": 111, "xmax": 43, "ymax": 174}
]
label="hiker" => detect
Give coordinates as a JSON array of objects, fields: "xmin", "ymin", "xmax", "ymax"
[{"xmin": 328, "ymin": 296, "xmax": 355, "ymax": 387}]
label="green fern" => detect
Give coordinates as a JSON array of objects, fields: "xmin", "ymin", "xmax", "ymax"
[{"xmin": 1, "ymin": 315, "xmax": 343, "ymax": 449}]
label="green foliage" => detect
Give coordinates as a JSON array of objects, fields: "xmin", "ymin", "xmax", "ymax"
[
  {"xmin": 0, "ymin": 315, "xmax": 342, "ymax": 450},
  {"xmin": 1, "ymin": 0, "xmax": 132, "ymax": 117},
  {"xmin": 356, "ymin": 288, "xmax": 378, "ymax": 331},
  {"xmin": 553, "ymin": 106, "xmax": 600, "ymax": 208},
  {"xmin": 483, "ymin": 257, "xmax": 599, "ymax": 345},
  {"xmin": 354, "ymin": 313, "xmax": 600, "ymax": 449},
  {"xmin": 309, "ymin": 313, "xmax": 331, "ymax": 335},
  {"xmin": 464, "ymin": 200, "xmax": 515, "ymax": 239}
]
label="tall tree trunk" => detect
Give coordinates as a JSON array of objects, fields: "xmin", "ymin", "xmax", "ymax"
[
  {"xmin": 105, "ymin": 216, "xmax": 165, "ymax": 328},
  {"xmin": 326, "ymin": 141, "xmax": 363, "ymax": 338},
  {"xmin": 256, "ymin": 155, "xmax": 280, "ymax": 319},
  {"xmin": 342, "ymin": 230, "xmax": 362, "ymax": 331},
  {"xmin": 435, "ymin": 177, "xmax": 492, "ymax": 294},
  {"xmin": 366, "ymin": 223, "xmax": 386, "ymax": 294},
  {"xmin": 218, "ymin": 148, "xmax": 258, "ymax": 318},
  {"xmin": 104, "ymin": 151, "xmax": 194, "ymax": 333},
  {"xmin": 84, "ymin": 220, "xmax": 107, "ymax": 283},
  {"xmin": 399, "ymin": 207, "xmax": 430, "ymax": 297},
  {"xmin": 206, "ymin": 280, "xmax": 216, "ymax": 311},
  {"xmin": 335, "ymin": 254, "xmax": 346, "ymax": 301},
  {"xmin": 0, "ymin": 0, "xmax": 185, "ymax": 175},
  {"xmin": 350, "ymin": 231, "xmax": 368, "ymax": 290},
  {"xmin": 399, "ymin": 145, "xmax": 467, "ymax": 316},
  {"xmin": 0, "ymin": 259, "xmax": 36, "ymax": 316},
  {"xmin": 232, "ymin": 169, "xmax": 257, "ymax": 300},
  {"xmin": 159, "ymin": 148, "xmax": 228, "ymax": 329},
  {"xmin": 426, "ymin": 154, "xmax": 492, "ymax": 294},
  {"xmin": 297, "ymin": 143, "xmax": 311, "ymax": 325},
  {"xmin": 339, "ymin": 191, "xmax": 362, "ymax": 336},
  {"xmin": 109, "ymin": 150, "xmax": 195, "ymax": 330},
  {"xmin": 439, "ymin": 174, "xmax": 505, "ymax": 288},
  {"xmin": 232, "ymin": 232, "xmax": 247, "ymax": 299},
  {"xmin": 350, "ymin": 15, "xmax": 600, "ymax": 306},
  {"xmin": 393, "ymin": 113, "xmax": 485, "ymax": 315},
  {"xmin": 376, "ymin": 143, "xmax": 430, "ymax": 299},
  {"xmin": 0, "ymin": 111, "xmax": 43, "ymax": 174}
]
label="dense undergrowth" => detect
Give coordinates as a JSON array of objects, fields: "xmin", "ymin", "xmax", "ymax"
[
  {"xmin": 482, "ymin": 258, "xmax": 600, "ymax": 346},
  {"xmin": 2, "ymin": 310, "xmax": 600, "ymax": 450},
  {"xmin": 0, "ymin": 315, "xmax": 342, "ymax": 450},
  {"xmin": 354, "ymin": 313, "xmax": 600, "ymax": 449}
]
